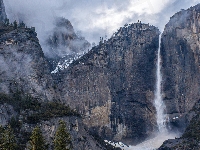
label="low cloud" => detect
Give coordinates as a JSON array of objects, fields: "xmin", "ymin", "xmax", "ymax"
[{"xmin": 4, "ymin": 0, "xmax": 200, "ymax": 46}]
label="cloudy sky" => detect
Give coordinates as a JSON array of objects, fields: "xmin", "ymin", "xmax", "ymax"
[{"xmin": 4, "ymin": 0, "xmax": 200, "ymax": 45}]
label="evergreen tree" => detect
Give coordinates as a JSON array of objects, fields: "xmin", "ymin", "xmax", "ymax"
[
  {"xmin": 54, "ymin": 120, "xmax": 72, "ymax": 150},
  {"xmin": 0, "ymin": 125, "xmax": 17, "ymax": 150},
  {"xmin": 0, "ymin": 125, "xmax": 5, "ymax": 147},
  {"xmin": 28, "ymin": 126, "xmax": 46, "ymax": 150}
]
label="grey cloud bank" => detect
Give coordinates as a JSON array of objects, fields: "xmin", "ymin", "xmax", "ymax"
[{"xmin": 3, "ymin": 0, "xmax": 200, "ymax": 46}]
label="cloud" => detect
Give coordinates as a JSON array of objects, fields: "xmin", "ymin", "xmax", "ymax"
[{"xmin": 3, "ymin": 0, "xmax": 200, "ymax": 46}]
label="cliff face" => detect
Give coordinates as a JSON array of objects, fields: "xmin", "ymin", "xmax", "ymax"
[
  {"xmin": 161, "ymin": 4, "xmax": 200, "ymax": 128},
  {"xmin": 46, "ymin": 17, "xmax": 90, "ymax": 73},
  {"xmin": 0, "ymin": 1, "xmax": 117, "ymax": 149},
  {"xmin": 58, "ymin": 23, "xmax": 159, "ymax": 144},
  {"xmin": 159, "ymin": 3, "xmax": 200, "ymax": 149},
  {"xmin": 0, "ymin": 0, "xmax": 6, "ymax": 22},
  {"xmin": 0, "ymin": 26, "xmax": 56, "ymax": 101}
]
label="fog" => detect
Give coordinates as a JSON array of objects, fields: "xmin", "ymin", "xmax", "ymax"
[{"xmin": 4, "ymin": 0, "xmax": 199, "ymax": 46}]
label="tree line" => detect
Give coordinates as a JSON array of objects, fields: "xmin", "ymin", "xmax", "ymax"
[{"xmin": 0, "ymin": 120, "xmax": 72, "ymax": 150}]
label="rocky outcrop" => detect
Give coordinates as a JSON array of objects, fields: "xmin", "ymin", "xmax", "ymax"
[
  {"xmin": 0, "ymin": 26, "xmax": 56, "ymax": 101},
  {"xmin": 0, "ymin": 0, "xmax": 6, "ymax": 22},
  {"xmin": 19, "ymin": 117, "xmax": 107, "ymax": 150},
  {"xmin": 158, "ymin": 3, "xmax": 200, "ymax": 150},
  {"xmin": 58, "ymin": 22, "xmax": 160, "ymax": 144},
  {"xmin": 46, "ymin": 17, "xmax": 90, "ymax": 73},
  {"xmin": 161, "ymin": 3, "xmax": 200, "ymax": 130},
  {"xmin": 159, "ymin": 100, "xmax": 200, "ymax": 150}
]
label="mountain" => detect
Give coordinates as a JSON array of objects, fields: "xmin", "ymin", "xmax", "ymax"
[
  {"xmin": 1, "ymin": 0, "xmax": 200, "ymax": 149},
  {"xmin": 0, "ymin": 25, "xmax": 56, "ymax": 101},
  {"xmin": 161, "ymin": 3, "xmax": 200, "ymax": 131},
  {"xmin": 158, "ymin": 3, "xmax": 200, "ymax": 149},
  {"xmin": 57, "ymin": 22, "xmax": 160, "ymax": 144},
  {"xmin": 0, "ymin": 1, "xmax": 116, "ymax": 149},
  {"xmin": 46, "ymin": 17, "xmax": 90, "ymax": 73}
]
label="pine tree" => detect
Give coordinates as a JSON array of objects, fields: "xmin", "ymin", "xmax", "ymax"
[
  {"xmin": 0, "ymin": 125, "xmax": 4, "ymax": 147},
  {"xmin": 0, "ymin": 125, "xmax": 17, "ymax": 150},
  {"xmin": 28, "ymin": 126, "xmax": 46, "ymax": 150},
  {"xmin": 54, "ymin": 120, "xmax": 72, "ymax": 150}
]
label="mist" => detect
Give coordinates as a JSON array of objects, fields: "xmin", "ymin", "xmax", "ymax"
[{"xmin": 4, "ymin": 0, "xmax": 200, "ymax": 51}]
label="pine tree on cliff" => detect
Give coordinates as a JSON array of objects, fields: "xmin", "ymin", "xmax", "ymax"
[
  {"xmin": 28, "ymin": 126, "xmax": 46, "ymax": 150},
  {"xmin": 54, "ymin": 120, "xmax": 72, "ymax": 150},
  {"xmin": 0, "ymin": 125, "xmax": 17, "ymax": 150}
]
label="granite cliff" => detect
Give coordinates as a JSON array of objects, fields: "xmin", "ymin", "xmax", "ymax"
[
  {"xmin": 1, "ymin": 0, "xmax": 200, "ymax": 149},
  {"xmin": 46, "ymin": 17, "xmax": 90, "ymax": 73},
  {"xmin": 0, "ymin": 0, "xmax": 6, "ymax": 23},
  {"xmin": 161, "ymin": 3, "xmax": 200, "ymax": 130},
  {"xmin": 159, "ymin": 3, "xmax": 200, "ymax": 149},
  {"xmin": 0, "ymin": 1, "xmax": 115, "ymax": 149},
  {"xmin": 57, "ymin": 22, "xmax": 159, "ymax": 144}
]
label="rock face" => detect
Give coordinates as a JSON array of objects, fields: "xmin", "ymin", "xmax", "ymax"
[
  {"xmin": 0, "ymin": 2, "xmax": 118, "ymax": 149},
  {"xmin": 159, "ymin": 100, "xmax": 200, "ymax": 150},
  {"xmin": 46, "ymin": 17, "xmax": 90, "ymax": 73},
  {"xmin": 0, "ymin": 104, "xmax": 16, "ymax": 126},
  {"xmin": 0, "ymin": 0, "xmax": 6, "ymax": 22},
  {"xmin": 0, "ymin": 26, "xmax": 56, "ymax": 101},
  {"xmin": 58, "ymin": 23, "xmax": 160, "ymax": 144},
  {"xmin": 159, "ymin": 3, "xmax": 200, "ymax": 149},
  {"xmin": 20, "ymin": 117, "xmax": 107, "ymax": 150},
  {"xmin": 161, "ymin": 3, "xmax": 200, "ymax": 129}
]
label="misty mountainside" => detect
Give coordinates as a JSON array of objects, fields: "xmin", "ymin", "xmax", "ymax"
[
  {"xmin": 0, "ymin": 25, "xmax": 56, "ymax": 101},
  {"xmin": 0, "ymin": 1, "xmax": 118, "ymax": 149},
  {"xmin": 1, "ymin": 0, "xmax": 200, "ymax": 149},
  {"xmin": 46, "ymin": 17, "xmax": 90, "ymax": 73},
  {"xmin": 0, "ymin": 24, "xmax": 113, "ymax": 150}
]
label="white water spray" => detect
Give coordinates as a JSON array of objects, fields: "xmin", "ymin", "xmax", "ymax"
[{"xmin": 154, "ymin": 35, "xmax": 167, "ymax": 132}]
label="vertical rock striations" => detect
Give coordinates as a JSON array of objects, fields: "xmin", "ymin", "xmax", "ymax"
[
  {"xmin": 161, "ymin": 3, "xmax": 200, "ymax": 129},
  {"xmin": 159, "ymin": 3, "xmax": 200, "ymax": 149},
  {"xmin": 58, "ymin": 22, "xmax": 160, "ymax": 144}
]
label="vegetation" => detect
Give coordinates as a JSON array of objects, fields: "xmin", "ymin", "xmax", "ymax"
[
  {"xmin": 54, "ymin": 120, "xmax": 72, "ymax": 150},
  {"xmin": 0, "ymin": 125, "xmax": 17, "ymax": 150},
  {"xmin": 28, "ymin": 126, "xmax": 46, "ymax": 150},
  {"xmin": 0, "ymin": 92, "xmax": 80, "ymax": 124},
  {"xmin": 26, "ymin": 102, "xmax": 80, "ymax": 124}
]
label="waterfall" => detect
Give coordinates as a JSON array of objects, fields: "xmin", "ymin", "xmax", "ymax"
[
  {"xmin": 108, "ymin": 35, "xmax": 179, "ymax": 150},
  {"xmin": 154, "ymin": 35, "xmax": 167, "ymax": 133}
]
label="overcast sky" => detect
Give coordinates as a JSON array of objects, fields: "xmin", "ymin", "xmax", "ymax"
[{"xmin": 4, "ymin": 0, "xmax": 200, "ymax": 45}]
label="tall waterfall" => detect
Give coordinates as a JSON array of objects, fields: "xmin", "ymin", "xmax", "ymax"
[
  {"xmin": 154, "ymin": 35, "xmax": 167, "ymax": 133},
  {"xmin": 108, "ymin": 35, "xmax": 179, "ymax": 150}
]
